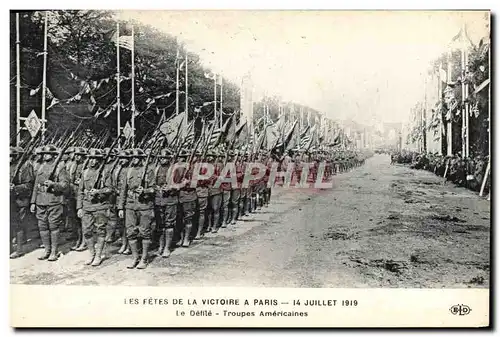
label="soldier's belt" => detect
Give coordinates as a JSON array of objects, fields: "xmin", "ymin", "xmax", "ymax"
[{"xmin": 37, "ymin": 184, "xmax": 50, "ymax": 193}]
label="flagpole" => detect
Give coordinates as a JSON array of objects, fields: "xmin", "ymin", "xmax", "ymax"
[
  {"xmin": 213, "ymin": 74, "xmax": 217, "ymax": 126},
  {"xmin": 446, "ymin": 49, "xmax": 452, "ymax": 156},
  {"xmin": 460, "ymin": 21, "xmax": 466, "ymax": 159},
  {"xmin": 423, "ymin": 76, "xmax": 427, "ymax": 153},
  {"xmin": 185, "ymin": 50, "xmax": 188, "ymax": 126},
  {"xmin": 175, "ymin": 44, "xmax": 180, "ymax": 116},
  {"xmin": 463, "ymin": 23, "xmax": 470, "ymax": 158},
  {"xmin": 220, "ymin": 76, "xmax": 223, "ymax": 128},
  {"xmin": 438, "ymin": 66, "xmax": 443, "ymax": 155},
  {"xmin": 116, "ymin": 21, "xmax": 121, "ymax": 138},
  {"xmin": 131, "ymin": 24, "xmax": 135, "ymax": 145},
  {"xmin": 41, "ymin": 11, "xmax": 48, "ymax": 141},
  {"xmin": 16, "ymin": 13, "xmax": 21, "ymax": 146}
]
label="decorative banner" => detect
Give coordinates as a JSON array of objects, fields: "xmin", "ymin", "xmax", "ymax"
[
  {"xmin": 123, "ymin": 121, "xmax": 133, "ymax": 140},
  {"xmin": 24, "ymin": 110, "xmax": 41, "ymax": 138}
]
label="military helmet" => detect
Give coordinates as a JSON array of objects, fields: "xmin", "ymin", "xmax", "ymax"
[
  {"xmin": 103, "ymin": 147, "xmax": 119, "ymax": 157},
  {"xmin": 117, "ymin": 149, "xmax": 130, "ymax": 158},
  {"xmin": 88, "ymin": 148, "xmax": 104, "ymax": 158},
  {"xmin": 41, "ymin": 144, "xmax": 59, "ymax": 155},
  {"xmin": 159, "ymin": 148, "xmax": 174, "ymax": 158},
  {"xmin": 178, "ymin": 149, "xmax": 189, "ymax": 158},
  {"xmin": 73, "ymin": 147, "xmax": 88, "ymax": 156},
  {"xmin": 131, "ymin": 148, "xmax": 147, "ymax": 158},
  {"xmin": 34, "ymin": 146, "xmax": 44, "ymax": 155},
  {"xmin": 65, "ymin": 146, "xmax": 75, "ymax": 154}
]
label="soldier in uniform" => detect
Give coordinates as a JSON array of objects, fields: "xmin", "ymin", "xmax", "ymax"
[
  {"xmin": 76, "ymin": 149, "xmax": 113, "ymax": 266},
  {"xmin": 207, "ymin": 151, "xmax": 222, "ymax": 233},
  {"xmin": 10, "ymin": 146, "xmax": 35, "ymax": 259},
  {"xmin": 238, "ymin": 152, "xmax": 249, "ymax": 218},
  {"xmin": 220, "ymin": 151, "xmax": 232, "ymax": 228},
  {"xmin": 101, "ymin": 148, "xmax": 120, "ymax": 244},
  {"xmin": 154, "ymin": 148, "xmax": 178, "ymax": 257},
  {"xmin": 117, "ymin": 149, "xmax": 156, "ymax": 269},
  {"xmin": 229, "ymin": 152, "xmax": 243, "ymax": 225},
  {"xmin": 30, "ymin": 144, "xmax": 69, "ymax": 261},
  {"xmin": 68, "ymin": 147, "xmax": 88, "ymax": 251},
  {"xmin": 177, "ymin": 150, "xmax": 198, "ymax": 247},
  {"xmin": 32, "ymin": 146, "xmax": 44, "ymax": 174},
  {"xmin": 194, "ymin": 150, "xmax": 210, "ymax": 239},
  {"xmin": 262, "ymin": 154, "xmax": 272, "ymax": 207},
  {"xmin": 115, "ymin": 149, "xmax": 132, "ymax": 255}
]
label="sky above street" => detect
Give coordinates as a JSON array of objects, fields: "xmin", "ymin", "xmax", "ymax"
[{"xmin": 119, "ymin": 10, "xmax": 488, "ymax": 126}]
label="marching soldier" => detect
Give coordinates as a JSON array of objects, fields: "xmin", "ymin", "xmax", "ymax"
[
  {"xmin": 262, "ymin": 154, "xmax": 272, "ymax": 207},
  {"xmin": 68, "ymin": 147, "xmax": 88, "ymax": 251},
  {"xmin": 117, "ymin": 148, "xmax": 156, "ymax": 269},
  {"xmin": 32, "ymin": 146, "xmax": 44, "ymax": 174},
  {"xmin": 220, "ymin": 151, "xmax": 232, "ymax": 228},
  {"xmin": 115, "ymin": 149, "xmax": 132, "ymax": 255},
  {"xmin": 177, "ymin": 150, "xmax": 198, "ymax": 247},
  {"xmin": 230, "ymin": 152, "xmax": 243, "ymax": 225},
  {"xmin": 30, "ymin": 144, "xmax": 70, "ymax": 261},
  {"xmin": 10, "ymin": 146, "xmax": 35, "ymax": 259},
  {"xmin": 154, "ymin": 148, "xmax": 178, "ymax": 257},
  {"xmin": 76, "ymin": 149, "xmax": 113, "ymax": 266},
  {"xmin": 207, "ymin": 151, "xmax": 222, "ymax": 233},
  {"xmin": 194, "ymin": 150, "xmax": 210, "ymax": 239},
  {"xmin": 239, "ymin": 152, "xmax": 249, "ymax": 218},
  {"xmin": 102, "ymin": 148, "xmax": 120, "ymax": 244}
]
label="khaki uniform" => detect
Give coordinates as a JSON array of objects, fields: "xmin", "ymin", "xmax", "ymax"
[
  {"xmin": 31, "ymin": 161, "xmax": 69, "ymax": 232},
  {"xmin": 154, "ymin": 164, "xmax": 179, "ymax": 230},
  {"xmin": 195, "ymin": 164, "xmax": 210, "ymax": 238},
  {"xmin": 178, "ymin": 165, "xmax": 197, "ymax": 245},
  {"xmin": 208, "ymin": 163, "xmax": 222, "ymax": 232},
  {"xmin": 10, "ymin": 161, "xmax": 34, "ymax": 233},
  {"xmin": 76, "ymin": 166, "xmax": 113, "ymax": 239},
  {"xmin": 118, "ymin": 165, "xmax": 156, "ymax": 241}
]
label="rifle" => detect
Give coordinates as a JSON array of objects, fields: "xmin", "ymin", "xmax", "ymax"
[
  {"xmin": 93, "ymin": 135, "xmax": 121, "ymax": 189},
  {"xmin": 11, "ymin": 133, "xmax": 41, "ymax": 184},
  {"xmin": 140, "ymin": 134, "xmax": 163, "ymax": 188},
  {"xmin": 47, "ymin": 118, "xmax": 90, "ymax": 181}
]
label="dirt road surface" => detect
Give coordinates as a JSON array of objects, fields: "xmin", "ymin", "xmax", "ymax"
[{"xmin": 10, "ymin": 154, "xmax": 490, "ymax": 288}]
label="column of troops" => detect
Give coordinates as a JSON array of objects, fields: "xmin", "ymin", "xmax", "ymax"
[
  {"xmin": 390, "ymin": 150, "xmax": 490, "ymax": 194},
  {"xmin": 10, "ymin": 143, "xmax": 369, "ymax": 269}
]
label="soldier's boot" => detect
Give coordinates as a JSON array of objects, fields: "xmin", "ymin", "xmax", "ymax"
[
  {"xmin": 10, "ymin": 231, "xmax": 25, "ymax": 259},
  {"xmin": 195, "ymin": 212, "xmax": 205, "ymax": 240},
  {"xmin": 75, "ymin": 230, "xmax": 88, "ymax": 251},
  {"xmin": 221, "ymin": 207, "xmax": 229, "ymax": 228},
  {"xmin": 118, "ymin": 228, "xmax": 128, "ymax": 254},
  {"xmin": 182, "ymin": 221, "xmax": 193, "ymax": 247},
  {"xmin": 252, "ymin": 196, "xmax": 257, "ymax": 212},
  {"xmin": 84, "ymin": 237, "xmax": 96, "ymax": 265},
  {"xmin": 122, "ymin": 237, "xmax": 131, "ymax": 255},
  {"xmin": 239, "ymin": 198, "xmax": 247, "ymax": 217},
  {"xmin": 38, "ymin": 230, "xmax": 51, "ymax": 260},
  {"xmin": 47, "ymin": 230, "xmax": 60, "ymax": 262},
  {"xmin": 126, "ymin": 240, "xmax": 140, "ymax": 269},
  {"xmin": 162, "ymin": 228, "xmax": 174, "ymax": 258},
  {"xmin": 91, "ymin": 236, "xmax": 106, "ymax": 267},
  {"xmin": 136, "ymin": 240, "xmax": 151, "ymax": 269},
  {"xmin": 156, "ymin": 229, "xmax": 166, "ymax": 255},
  {"xmin": 105, "ymin": 222, "xmax": 116, "ymax": 243},
  {"xmin": 258, "ymin": 194, "xmax": 263, "ymax": 208},
  {"xmin": 231, "ymin": 205, "xmax": 238, "ymax": 225},
  {"xmin": 70, "ymin": 227, "xmax": 82, "ymax": 250}
]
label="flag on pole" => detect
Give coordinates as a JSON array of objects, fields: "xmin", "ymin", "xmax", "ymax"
[{"xmin": 159, "ymin": 111, "xmax": 186, "ymax": 145}]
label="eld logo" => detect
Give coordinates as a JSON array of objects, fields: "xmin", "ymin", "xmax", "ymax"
[{"xmin": 450, "ymin": 304, "xmax": 471, "ymax": 316}]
